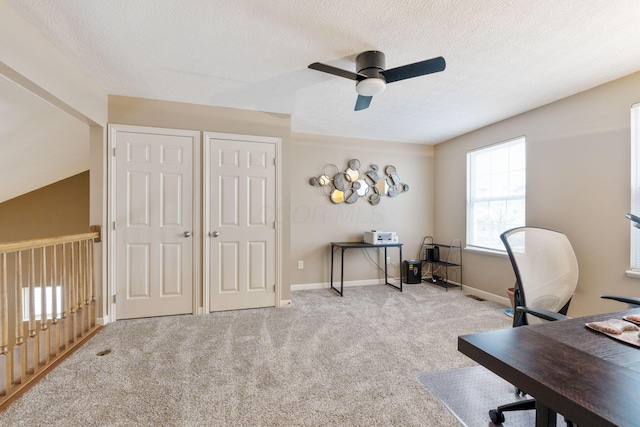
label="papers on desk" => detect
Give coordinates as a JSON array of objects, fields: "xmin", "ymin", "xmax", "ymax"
[
  {"xmin": 623, "ymin": 314, "xmax": 640, "ymax": 325},
  {"xmin": 586, "ymin": 318, "xmax": 640, "ymax": 347}
]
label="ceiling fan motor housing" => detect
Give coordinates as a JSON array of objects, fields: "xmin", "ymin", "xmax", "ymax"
[{"xmin": 356, "ymin": 51, "xmax": 386, "ymax": 79}]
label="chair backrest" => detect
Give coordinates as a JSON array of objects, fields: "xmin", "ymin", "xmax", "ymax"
[{"xmin": 500, "ymin": 227, "xmax": 578, "ymax": 326}]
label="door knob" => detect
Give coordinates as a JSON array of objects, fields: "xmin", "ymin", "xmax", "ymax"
[
  {"xmin": 183, "ymin": 231, "xmax": 192, "ymax": 238},
  {"xmin": 209, "ymin": 231, "xmax": 220, "ymax": 238}
]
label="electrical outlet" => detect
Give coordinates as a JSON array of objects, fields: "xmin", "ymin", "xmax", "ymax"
[
  {"xmin": 386, "ymin": 257, "xmax": 391, "ymax": 264},
  {"xmin": 298, "ymin": 260, "xmax": 304, "ymax": 269}
]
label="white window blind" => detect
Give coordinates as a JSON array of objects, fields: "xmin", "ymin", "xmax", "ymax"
[
  {"xmin": 467, "ymin": 137, "xmax": 526, "ymax": 251},
  {"xmin": 631, "ymin": 103, "xmax": 640, "ymax": 270}
]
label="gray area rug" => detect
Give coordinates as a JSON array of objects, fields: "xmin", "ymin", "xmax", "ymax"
[
  {"xmin": 418, "ymin": 366, "xmax": 570, "ymax": 427},
  {"xmin": 0, "ymin": 284, "xmax": 511, "ymax": 426}
]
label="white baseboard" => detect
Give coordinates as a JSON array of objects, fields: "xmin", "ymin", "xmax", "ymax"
[
  {"xmin": 291, "ymin": 278, "xmax": 400, "ymax": 291},
  {"xmin": 428, "ymin": 277, "xmax": 510, "ymax": 308},
  {"xmin": 461, "ymin": 284, "xmax": 510, "ymax": 307},
  {"xmin": 97, "ymin": 316, "xmax": 110, "ymax": 326},
  {"xmin": 291, "ymin": 279, "xmax": 510, "ymax": 308},
  {"xmin": 279, "ymin": 299, "xmax": 292, "ymax": 307}
]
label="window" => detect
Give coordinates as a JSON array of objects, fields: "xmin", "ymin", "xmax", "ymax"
[
  {"xmin": 467, "ymin": 137, "xmax": 526, "ymax": 252},
  {"xmin": 631, "ymin": 103, "xmax": 640, "ymax": 270},
  {"xmin": 22, "ymin": 285, "xmax": 64, "ymax": 321}
]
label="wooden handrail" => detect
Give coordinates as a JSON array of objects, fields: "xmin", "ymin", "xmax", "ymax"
[
  {"xmin": 0, "ymin": 228, "xmax": 102, "ymax": 411},
  {"xmin": 0, "ymin": 231, "xmax": 100, "ymax": 254}
]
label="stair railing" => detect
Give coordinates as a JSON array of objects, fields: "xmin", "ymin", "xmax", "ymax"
[{"xmin": 0, "ymin": 228, "xmax": 101, "ymax": 410}]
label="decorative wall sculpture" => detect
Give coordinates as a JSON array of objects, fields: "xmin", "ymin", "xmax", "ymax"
[{"xmin": 309, "ymin": 159, "xmax": 409, "ymax": 205}]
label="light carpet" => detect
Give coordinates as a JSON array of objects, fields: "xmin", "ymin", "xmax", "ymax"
[
  {"xmin": 417, "ymin": 365, "xmax": 572, "ymax": 427},
  {"xmin": 0, "ymin": 284, "xmax": 511, "ymax": 426}
]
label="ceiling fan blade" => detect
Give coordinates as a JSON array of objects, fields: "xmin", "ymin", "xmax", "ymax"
[
  {"xmin": 381, "ymin": 56, "xmax": 446, "ymax": 84},
  {"xmin": 308, "ymin": 62, "xmax": 364, "ymax": 81},
  {"xmin": 355, "ymin": 95, "xmax": 372, "ymax": 111}
]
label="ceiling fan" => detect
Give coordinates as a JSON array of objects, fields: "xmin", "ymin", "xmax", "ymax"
[{"xmin": 308, "ymin": 50, "xmax": 446, "ymax": 111}]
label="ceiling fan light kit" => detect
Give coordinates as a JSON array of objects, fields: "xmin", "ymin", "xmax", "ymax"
[
  {"xmin": 356, "ymin": 78, "xmax": 386, "ymax": 96},
  {"xmin": 309, "ymin": 50, "xmax": 446, "ymax": 111}
]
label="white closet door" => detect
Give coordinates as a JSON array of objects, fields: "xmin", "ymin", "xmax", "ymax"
[
  {"xmin": 205, "ymin": 133, "xmax": 277, "ymax": 311},
  {"xmin": 112, "ymin": 125, "xmax": 198, "ymax": 319}
]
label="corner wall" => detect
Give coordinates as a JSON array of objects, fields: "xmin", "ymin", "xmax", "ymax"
[{"xmin": 434, "ymin": 72, "xmax": 640, "ymax": 316}]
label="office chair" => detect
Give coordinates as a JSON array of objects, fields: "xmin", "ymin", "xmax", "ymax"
[
  {"xmin": 489, "ymin": 227, "xmax": 579, "ymax": 425},
  {"xmin": 600, "ymin": 215, "xmax": 640, "ymax": 308},
  {"xmin": 600, "ymin": 295, "xmax": 640, "ymax": 308}
]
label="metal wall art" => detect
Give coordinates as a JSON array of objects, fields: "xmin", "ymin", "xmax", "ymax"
[{"xmin": 309, "ymin": 159, "xmax": 409, "ymax": 205}]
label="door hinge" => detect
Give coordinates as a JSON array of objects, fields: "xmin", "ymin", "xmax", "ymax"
[
  {"xmin": 112, "ymin": 295, "xmax": 117, "ymax": 304},
  {"xmin": 273, "ymin": 284, "xmax": 276, "ymax": 292},
  {"xmin": 113, "ymin": 221, "xmax": 117, "ymax": 230},
  {"xmin": 273, "ymin": 158, "xmax": 276, "ymax": 166},
  {"xmin": 112, "ymin": 147, "xmax": 117, "ymax": 157},
  {"xmin": 272, "ymin": 221, "xmax": 276, "ymax": 229}
]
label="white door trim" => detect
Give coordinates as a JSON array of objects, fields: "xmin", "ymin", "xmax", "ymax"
[
  {"xmin": 108, "ymin": 124, "xmax": 201, "ymax": 320},
  {"xmin": 202, "ymin": 132, "xmax": 282, "ymax": 312}
]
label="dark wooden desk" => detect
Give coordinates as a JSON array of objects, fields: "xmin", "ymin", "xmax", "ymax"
[
  {"xmin": 329, "ymin": 241, "xmax": 403, "ymax": 296},
  {"xmin": 458, "ymin": 308, "xmax": 640, "ymax": 427}
]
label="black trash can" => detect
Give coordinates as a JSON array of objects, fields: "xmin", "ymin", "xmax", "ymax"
[{"xmin": 403, "ymin": 260, "xmax": 422, "ymax": 284}]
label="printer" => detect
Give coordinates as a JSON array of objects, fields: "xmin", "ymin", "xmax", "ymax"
[{"xmin": 363, "ymin": 230, "xmax": 398, "ymax": 245}]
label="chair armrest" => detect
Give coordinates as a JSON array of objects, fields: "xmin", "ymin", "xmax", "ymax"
[
  {"xmin": 600, "ymin": 295, "xmax": 640, "ymax": 308},
  {"xmin": 516, "ymin": 306, "xmax": 569, "ymax": 322}
]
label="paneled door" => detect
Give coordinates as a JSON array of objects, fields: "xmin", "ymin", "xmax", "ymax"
[
  {"xmin": 205, "ymin": 133, "xmax": 277, "ymax": 311},
  {"xmin": 112, "ymin": 125, "xmax": 198, "ymax": 319}
]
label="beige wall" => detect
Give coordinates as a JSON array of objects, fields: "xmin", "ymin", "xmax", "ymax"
[
  {"xmin": 434, "ymin": 71, "xmax": 640, "ymax": 317},
  {"xmin": 289, "ymin": 133, "xmax": 434, "ymax": 286},
  {"xmin": 0, "ymin": 171, "xmax": 90, "ymax": 243}
]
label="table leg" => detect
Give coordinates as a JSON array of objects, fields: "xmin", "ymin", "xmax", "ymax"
[
  {"xmin": 330, "ymin": 245, "xmax": 343, "ymax": 296},
  {"xmin": 382, "ymin": 246, "xmax": 402, "ymax": 291},
  {"xmin": 340, "ymin": 248, "xmax": 345, "ymax": 296},
  {"xmin": 399, "ymin": 245, "xmax": 403, "ymax": 291},
  {"xmin": 384, "ymin": 246, "xmax": 388, "ymax": 284},
  {"xmin": 535, "ymin": 403, "xmax": 557, "ymax": 427},
  {"xmin": 330, "ymin": 244, "xmax": 335, "ymax": 294}
]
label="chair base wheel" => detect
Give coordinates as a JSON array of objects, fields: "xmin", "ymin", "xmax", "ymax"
[{"xmin": 489, "ymin": 409, "xmax": 505, "ymax": 424}]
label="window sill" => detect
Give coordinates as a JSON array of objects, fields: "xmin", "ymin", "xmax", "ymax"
[
  {"xmin": 464, "ymin": 246, "xmax": 508, "ymax": 258},
  {"xmin": 625, "ymin": 270, "xmax": 640, "ymax": 279}
]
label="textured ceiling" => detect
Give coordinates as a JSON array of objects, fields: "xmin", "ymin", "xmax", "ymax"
[{"xmin": 6, "ymin": 0, "xmax": 640, "ymax": 145}]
